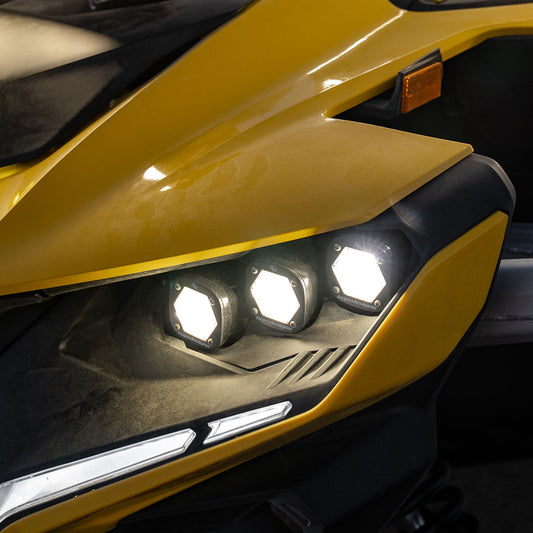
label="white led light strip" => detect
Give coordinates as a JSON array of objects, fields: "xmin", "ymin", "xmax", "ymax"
[
  {"xmin": 204, "ymin": 401, "xmax": 293, "ymax": 445},
  {"xmin": 0, "ymin": 428, "xmax": 196, "ymax": 526},
  {"xmin": 0, "ymin": 401, "xmax": 294, "ymax": 524}
]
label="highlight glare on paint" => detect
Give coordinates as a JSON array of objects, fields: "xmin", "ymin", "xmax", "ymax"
[{"xmin": 143, "ymin": 166, "xmax": 166, "ymax": 182}]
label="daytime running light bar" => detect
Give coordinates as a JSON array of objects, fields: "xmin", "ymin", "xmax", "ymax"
[
  {"xmin": 204, "ymin": 401, "xmax": 293, "ymax": 445},
  {"xmin": 0, "ymin": 428, "xmax": 196, "ymax": 526}
]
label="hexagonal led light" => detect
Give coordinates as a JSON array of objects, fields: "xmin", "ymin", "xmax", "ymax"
[
  {"xmin": 173, "ymin": 287, "xmax": 218, "ymax": 342},
  {"xmin": 332, "ymin": 247, "xmax": 386, "ymax": 303},
  {"xmin": 169, "ymin": 273, "xmax": 242, "ymax": 352},
  {"xmin": 250, "ymin": 270, "xmax": 301, "ymax": 325}
]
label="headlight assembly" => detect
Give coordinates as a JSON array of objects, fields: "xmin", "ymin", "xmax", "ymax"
[
  {"xmin": 163, "ymin": 231, "xmax": 408, "ymax": 354},
  {"xmin": 0, "ymin": 154, "xmax": 515, "ymax": 531}
]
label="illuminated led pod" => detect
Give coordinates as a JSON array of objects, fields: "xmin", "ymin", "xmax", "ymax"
[
  {"xmin": 169, "ymin": 274, "xmax": 240, "ymax": 351},
  {"xmin": 327, "ymin": 232, "xmax": 409, "ymax": 314},
  {"xmin": 247, "ymin": 257, "xmax": 319, "ymax": 332}
]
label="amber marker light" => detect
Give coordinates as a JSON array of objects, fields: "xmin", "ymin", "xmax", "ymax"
[{"xmin": 401, "ymin": 62, "xmax": 443, "ymax": 114}]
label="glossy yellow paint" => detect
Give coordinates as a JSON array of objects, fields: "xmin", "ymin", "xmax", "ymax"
[
  {"xmin": 0, "ymin": 119, "xmax": 471, "ymax": 296},
  {"xmin": 1, "ymin": 0, "xmax": 532, "ymax": 296},
  {"xmin": 0, "ymin": 163, "xmax": 30, "ymax": 182},
  {"xmin": 4, "ymin": 211, "xmax": 508, "ymax": 533}
]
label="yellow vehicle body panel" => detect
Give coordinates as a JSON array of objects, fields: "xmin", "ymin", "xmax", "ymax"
[
  {"xmin": 4, "ymin": 211, "xmax": 508, "ymax": 533},
  {"xmin": 0, "ymin": 120, "xmax": 471, "ymax": 296},
  {"xmin": 0, "ymin": 0, "xmax": 527, "ymax": 528},
  {"xmin": 1, "ymin": 0, "xmax": 532, "ymax": 295}
]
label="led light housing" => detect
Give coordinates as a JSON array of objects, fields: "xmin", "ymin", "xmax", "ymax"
[
  {"xmin": 327, "ymin": 232, "xmax": 409, "ymax": 314},
  {"xmin": 247, "ymin": 256, "xmax": 319, "ymax": 333},
  {"xmin": 169, "ymin": 273, "xmax": 241, "ymax": 351}
]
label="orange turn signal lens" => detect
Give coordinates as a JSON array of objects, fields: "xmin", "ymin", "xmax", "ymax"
[{"xmin": 401, "ymin": 62, "xmax": 443, "ymax": 114}]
